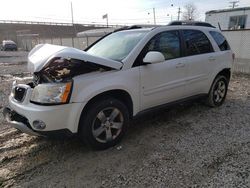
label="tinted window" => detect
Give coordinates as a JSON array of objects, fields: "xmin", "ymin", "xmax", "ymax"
[
  {"xmin": 209, "ymin": 31, "xmax": 230, "ymax": 51},
  {"xmin": 146, "ymin": 31, "xmax": 181, "ymax": 60},
  {"xmin": 183, "ymin": 30, "xmax": 213, "ymax": 56}
]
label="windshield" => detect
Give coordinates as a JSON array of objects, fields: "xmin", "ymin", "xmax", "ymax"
[{"xmin": 86, "ymin": 30, "xmax": 148, "ymax": 61}]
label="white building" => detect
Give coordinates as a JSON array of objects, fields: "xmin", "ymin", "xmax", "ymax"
[
  {"xmin": 205, "ymin": 7, "xmax": 250, "ymax": 64},
  {"xmin": 205, "ymin": 7, "xmax": 250, "ymax": 30}
]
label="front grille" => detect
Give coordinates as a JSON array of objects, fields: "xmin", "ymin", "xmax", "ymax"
[{"xmin": 13, "ymin": 86, "xmax": 27, "ymax": 102}]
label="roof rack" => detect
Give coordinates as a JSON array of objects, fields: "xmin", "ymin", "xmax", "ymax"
[
  {"xmin": 114, "ymin": 24, "xmax": 158, "ymax": 32},
  {"xmin": 168, "ymin": 21, "xmax": 215, "ymax": 28}
]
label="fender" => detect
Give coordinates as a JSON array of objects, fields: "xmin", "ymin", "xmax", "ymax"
[{"xmin": 72, "ymin": 68, "xmax": 141, "ymax": 116}]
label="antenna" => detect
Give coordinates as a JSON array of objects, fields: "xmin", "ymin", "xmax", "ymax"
[
  {"xmin": 218, "ymin": 22, "xmax": 222, "ymax": 30},
  {"xmin": 229, "ymin": 1, "xmax": 239, "ymax": 8}
]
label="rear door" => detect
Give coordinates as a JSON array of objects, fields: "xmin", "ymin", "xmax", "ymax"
[
  {"xmin": 209, "ymin": 30, "xmax": 233, "ymax": 69},
  {"xmin": 181, "ymin": 29, "xmax": 215, "ymax": 96}
]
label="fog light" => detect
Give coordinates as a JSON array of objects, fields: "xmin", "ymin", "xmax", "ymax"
[{"xmin": 33, "ymin": 120, "xmax": 46, "ymax": 130}]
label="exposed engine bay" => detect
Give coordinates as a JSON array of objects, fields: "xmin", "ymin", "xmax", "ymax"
[
  {"xmin": 26, "ymin": 44, "xmax": 123, "ymax": 86},
  {"xmin": 32, "ymin": 58, "xmax": 112, "ymax": 85}
]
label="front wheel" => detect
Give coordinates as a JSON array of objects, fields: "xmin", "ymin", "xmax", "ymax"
[
  {"xmin": 78, "ymin": 98, "xmax": 129, "ymax": 150},
  {"xmin": 206, "ymin": 75, "xmax": 229, "ymax": 107}
]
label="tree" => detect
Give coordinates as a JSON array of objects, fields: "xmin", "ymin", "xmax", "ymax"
[{"xmin": 182, "ymin": 3, "xmax": 199, "ymax": 21}]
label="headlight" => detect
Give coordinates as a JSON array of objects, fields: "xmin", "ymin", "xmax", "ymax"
[{"xmin": 30, "ymin": 82, "xmax": 72, "ymax": 104}]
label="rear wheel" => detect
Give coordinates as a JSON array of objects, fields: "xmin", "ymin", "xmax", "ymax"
[
  {"xmin": 78, "ymin": 98, "xmax": 129, "ymax": 150},
  {"xmin": 206, "ymin": 75, "xmax": 229, "ymax": 107}
]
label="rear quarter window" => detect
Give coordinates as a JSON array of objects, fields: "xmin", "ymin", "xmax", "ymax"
[{"xmin": 209, "ymin": 31, "xmax": 230, "ymax": 51}]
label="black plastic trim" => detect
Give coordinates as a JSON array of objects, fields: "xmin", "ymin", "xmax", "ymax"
[
  {"xmin": 168, "ymin": 21, "xmax": 215, "ymax": 28},
  {"xmin": 35, "ymin": 129, "xmax": 75, "ymax": 138},
  {"xmin": 134, "ymin": 94, "xmax": 207, "ymax": 119}
]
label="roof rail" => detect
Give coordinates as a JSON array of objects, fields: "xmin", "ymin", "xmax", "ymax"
[
  {"xmin": 168, "ymin": 21, "xmax": 215, "ymax": 28},
  {"xmin": 114, "ymin": 24, "xmax": 158, "ymax": 32}
]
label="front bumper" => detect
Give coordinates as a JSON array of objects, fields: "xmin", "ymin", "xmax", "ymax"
[
  {"xmin": 4, "ymin": 83, "xmax": 86, "ymax": 136},
  {"xmin": 3, "ymin": 107, "xmax": 40, "ymax": 136}
]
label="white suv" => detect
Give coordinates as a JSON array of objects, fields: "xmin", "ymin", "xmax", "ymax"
[{"xmin": 3, "ymin": 22, "xmax": 233, "ymax": 149}]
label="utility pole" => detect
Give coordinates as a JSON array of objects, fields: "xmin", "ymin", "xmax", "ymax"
[
  {"xmin": 177, "ymin": 7, "xmax": 181, "ymax": 21},
  {"xmin": 71, "ymin": 1, "xmax": 75, "ymax": 47},
  {"xmin": 106, "ymin": 15, "xmax": 109, "ymax": 27},
  {"xmin": 71, "ymin": 2, "xmax": 74, "ymax": 25},
  {"xmin": 153, "ymin": 8, "xmax": 156, "ymax": 25},
  {"xmin": 229, "ymin": 1, "xmax": 239, "ymax": 8}
]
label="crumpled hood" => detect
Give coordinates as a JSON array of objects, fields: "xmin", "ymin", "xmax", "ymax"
[{"xmin": 27, "ymin": 44, "xmax": 123, "ymax": 73}]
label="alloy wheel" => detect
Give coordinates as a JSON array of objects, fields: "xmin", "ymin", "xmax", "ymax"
[
  {"xmin": 92, "ymin": 107, "xmax": 124, "ymax": 143},
  {"xmin": 213, "ymin": 80, "xmax": 226, "ymax": 103}
]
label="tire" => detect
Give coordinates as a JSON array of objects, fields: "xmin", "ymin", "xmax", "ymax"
[
  {"xmin": 78, "ymin": 98, "xmax": 129, "ymax": 150},
  {"xmin": 206, "ymin": 75, "xmax": 229, "ymax": 107}
]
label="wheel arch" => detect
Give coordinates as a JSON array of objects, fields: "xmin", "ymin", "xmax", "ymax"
[
  {"xmin": 206, "ymin": 68, "xmax": 230, "ymax": 107},
  {"xmin": 79, "ymin": 89, "xmax": 134, "ymax": 128},
  {"xmin": 216, "ymin": 68, "xmax": 231, "ymax": 81},
  {"xmin": 207, "ymin": 68, "xmax": 231, "ymax": 95}
]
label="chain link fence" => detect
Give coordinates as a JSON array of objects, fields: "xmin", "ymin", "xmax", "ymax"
[
  {"xmin": 15, "ymin": 28, "xmax": 102, "ymax": 51},
  {"xmin": 0, "ymin": 21, "xmax": 112, "ymax": 51}
]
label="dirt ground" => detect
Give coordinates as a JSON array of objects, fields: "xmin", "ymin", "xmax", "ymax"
[{"xmin": 0, "ymin": 52, "xmax": 250, "ymax": 188}]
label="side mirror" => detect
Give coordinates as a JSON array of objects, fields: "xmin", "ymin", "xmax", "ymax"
[{"xmin": 143, "ymin": 51, "xmax": 165, "ymax": 64}]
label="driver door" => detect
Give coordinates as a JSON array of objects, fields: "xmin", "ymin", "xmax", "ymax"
[{"xmin": 139, "ymin": 30, "xmax": 188, "ymax": 110}]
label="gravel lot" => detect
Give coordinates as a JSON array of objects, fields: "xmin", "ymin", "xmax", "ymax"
[{"xmin": 0, "ymin": 52, "xmax": 250, "ymax": 188}]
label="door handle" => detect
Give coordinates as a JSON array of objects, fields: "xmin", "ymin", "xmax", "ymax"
[
  {"xmin": 176, "ymin": 63, "xmax": 185, "ymax": 68},
  {"xmin": 209, "ymin": 57, "xmax": 216, "ymax": 61}
]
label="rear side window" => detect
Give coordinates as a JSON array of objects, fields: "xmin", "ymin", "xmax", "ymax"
[
  {"xmin": 183, "ymin": 30, "xmax": 213, "ymax": 56},
  {"xmin": 209, "ymin": 31, "xmax": 230, "ymax": 51}
]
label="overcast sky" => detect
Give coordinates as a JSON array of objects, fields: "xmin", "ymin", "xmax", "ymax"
[{"xmin": 0, "ymin": 0, "xmax": 249, "ymax": 25}]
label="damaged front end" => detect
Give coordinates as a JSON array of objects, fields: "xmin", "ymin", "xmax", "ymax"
[
  {"xmin": 33, "ymin": 57, "xmax": 113, "ymax": 85},
  {"xmin": 4, "ymin": 44, "xmax": 122, "ymax": 135},
  {"xmin": 28, "ymin": 44, "xmax": 123, "ymax": 85},
  {"xmin": 29, "ymin": 57, "xmax": 114, "ymax": 105},
  {"xmin": 13, "ymin": 44, "xmax": 122, "ymax": 105},
  {"xmin": 26, "ymin": 44, "xmax": 122, "ymax": 105}
]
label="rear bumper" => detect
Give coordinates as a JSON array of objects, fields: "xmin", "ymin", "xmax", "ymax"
[{"xmin": 3, "ymin": 47, "xmax": 17, "ymax": 51}]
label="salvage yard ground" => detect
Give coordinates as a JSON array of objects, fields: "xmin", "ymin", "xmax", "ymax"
[{"xmin": 0, "ymin": 52, "xmax": 249, "ymax": 187}]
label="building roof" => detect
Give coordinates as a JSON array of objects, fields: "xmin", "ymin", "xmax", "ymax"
[{"xmin": 206, "ymin": 6, "xmax": 250, "ymax": 14}]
